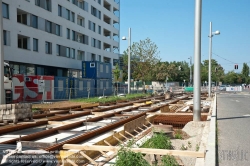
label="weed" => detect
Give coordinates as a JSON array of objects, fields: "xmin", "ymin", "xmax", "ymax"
[
  {"xmin": 188, "ymin": 141, "xmax": 192, "ymax": 148},
  {"xmin": 196, "ymin": 144, "xmax": 200, "ymax": 151},
  {"xmin": 160, "ymin": 155, "xmax": 179, "ymax": 166},
  {"xmin": 180, "ymin": 144, "xmax": 187, "ymax": 150},
  {"xmin": 72, "ymin": 93, "xmax": 150, "ymax": 103},
  {"xmin": 174, "ymin": 129, "xmax": 182, "ymax": 139},
  {"xmin": 141, "ymin": 132, "xmax": 172, "ymax": 149},
  {"xmin": 114, "ymin": 145, "xmax": 150, "ymax": 166}
]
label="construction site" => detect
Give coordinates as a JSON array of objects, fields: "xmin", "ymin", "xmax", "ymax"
[{"xmin": 0, "ymin": 91, "xmax": 216, "ymax": 166}]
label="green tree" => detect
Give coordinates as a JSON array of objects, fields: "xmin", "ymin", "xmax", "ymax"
[
  {"xmin": 241, "ymin": 63, "xmax": 249, "ymax": 83},
  {"xmin": 123, "ymin": 38, "xmax": 160, "ymax": 87}
]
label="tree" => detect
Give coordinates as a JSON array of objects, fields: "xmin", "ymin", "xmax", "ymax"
[
  {"xmin": 123, "ymin": 38, "xmax": 160, "ymax": 86},
  {"xmin": 201, "ymin": 59, "xmax": 224, "ymax": 85},
  {"xmin": 113, "ymin": 64, "xmax": 121, "ymax": 93},
  {"xmin": 241, "ymin": 63, "xmax": 249, "ymax": 83}
]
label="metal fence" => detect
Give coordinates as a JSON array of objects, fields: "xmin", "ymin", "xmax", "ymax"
[{"xmin": 12, "ymin": 85, "xmax": 189, "ymax": 103}]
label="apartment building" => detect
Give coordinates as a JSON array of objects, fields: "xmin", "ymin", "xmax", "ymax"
[{"xmin": 1, "ymin": 0, "xmax": 120, "ymax": 77}]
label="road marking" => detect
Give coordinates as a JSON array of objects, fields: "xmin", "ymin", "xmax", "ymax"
[
  {"xmin": 243, "ymin": 114, "xmax": 250, "ymax": 117},
  {"xmin": 236, "ymin": 100, "xmax": 239, "ymax": 102}
]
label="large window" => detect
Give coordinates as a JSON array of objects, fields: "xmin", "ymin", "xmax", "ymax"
[
  {"xmin": 33, "ymin": 38, "xmax": 38, "ymax": 52},
  {"xmin": 45, "ymin": 41, "xmax": 52, "ymax": 54},
  {"xmin": 2, "ymin": 3, "xmax": 9, "ymax": 19}
]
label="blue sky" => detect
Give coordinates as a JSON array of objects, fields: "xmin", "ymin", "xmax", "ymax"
[{"xmin": 119, "ymin": 0, "xmax": 250, "ymax": 73}]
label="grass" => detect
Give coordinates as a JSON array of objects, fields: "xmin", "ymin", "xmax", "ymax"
[{"xmin": 71, "ymin": 93, "xmax": 151, "ymax": 103}]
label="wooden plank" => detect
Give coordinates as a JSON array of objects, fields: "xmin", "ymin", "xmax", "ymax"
[
  {"xmin": 99, "ymin": 151, "xmax": 109, "ymax": 158},
  {"xmin": 125, "ymin": 131, "xmax": 135, "ymax": 138},
  {"xmin": 66, "ymin": 159, "xmax": 78, "ymax": 166},
  {"xmin": 79, "ymin": 151, "xmax": 97, "ymax": 165},
  {"xmin": 104, "ymin": 140, "xmax": 112, "ymax": 146},
  {"xmin": 91, "ymin": 112, "xmax": 107, "ymax": 116},
  {"xmin": 48, "ymin": 121, "xmax": 74, "ymax": 125},
  {"xmin": 63, "ymin": 145, "xmax": 205, "ymax": 158},
  {"xmin": 83, "ymin": 122, "xmax": 107, "ymax": 126},
  {"xmin": 81, "ymin": 103, "xmax": 99, "ymax": 108},
  {"xmin": 119, "ymin": 133, "xmax": 129, "ymax": 140}
]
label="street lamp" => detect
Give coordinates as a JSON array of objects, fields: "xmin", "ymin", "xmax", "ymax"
[
  {"xmin": 208, "ymin": 22, "xmax": 220, "ymax": 98},
  {"xmin": 122, "ymin": 28, "xmax": 131, "ymax": 94},
  {"xmin": 188, "ymin": 56, "xmax": 192, "ymax": 86}
]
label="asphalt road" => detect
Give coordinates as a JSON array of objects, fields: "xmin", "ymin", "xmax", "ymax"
[{"xmin": 217, "ymin": 92, "xmax": 250, "ymax": 166}]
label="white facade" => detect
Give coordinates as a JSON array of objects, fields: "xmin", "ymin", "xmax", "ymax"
[{"xmin": 2, "ymin": 0, "xmax": 120, "ymax": 77}]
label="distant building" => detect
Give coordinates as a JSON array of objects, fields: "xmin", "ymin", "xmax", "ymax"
[{"xmin": 1, "ymin": 0, "xmax": 120, "ymax": 77}]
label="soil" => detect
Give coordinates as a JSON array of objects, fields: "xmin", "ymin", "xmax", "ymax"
[{"xmin": 171, "ymin": 121, "xmax": 208, "ymax": 166}]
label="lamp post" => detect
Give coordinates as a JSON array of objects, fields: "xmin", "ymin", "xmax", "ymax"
[
  {"xmin": 122, "ymin": 28, "xmax": 131, "ymax": 94},
  {"xmin": 208, "ymin": 22, "xmax": 220, "ymax": 98},
  {"xmin": 188, "ymin": 56, "xmax": 192, "ymax": 86}
]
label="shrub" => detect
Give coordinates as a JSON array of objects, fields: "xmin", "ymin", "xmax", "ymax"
[{"xmin": 141, "ymin": 132, "xmax": 172, "ymax": 149}]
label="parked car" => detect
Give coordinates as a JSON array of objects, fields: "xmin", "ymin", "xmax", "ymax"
[{"xmin": 219, "ymin": 85, "xmax": 226, "ymax": 91}]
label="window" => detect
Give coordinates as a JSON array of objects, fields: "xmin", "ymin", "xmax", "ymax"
[
  {"xmin": 67, "ymin": 28, "xmax": 70, "ymax": 39},
  {"xmin": 91, "ymin": 38, "xmax": 96, "ymax": 47},
  {"xmin": 71, "ymin": 12, "xmax": 75, "ymax": 22},
  {"xmin": 33, "ymin": 38, "xmax": 38, "ymax": 51},
  {"xmin": 56, "ymin": 24, "xmax": 60, "ymax": 36},
  {"xmin": 77, "ymin": 50, "xmax": 84, "ymax": 60},
  {"xmin": 66, "ymin": 47, "xmax": 70, "ymax": 57},
  {"xmin": 66, "ymin": 9, "xmax": 70, "ymax": 20},
  {"xmin": 56, "ymin": 45, "xmax": 60, "ymax": 56},
  {"xmin": 71, "ymin": 48, "xmax": 75, "ymax": 59},
  {"xmin": 98, "ymin": 26, "xmax": 101, "ymax": 34},
  {"xmin": 31, "ymin": 15, "xmax": 38, "ymax": 28},
  {"xmin": 72, "ymin": 30, "xmax": 75, "ymax": 41},
  {"xmin": 98, "ymin": 0, "xmax": 101, "ymax": 5},
  {"xmin": 46, "ymin": 20, "xmax": 52, "ymax": 33},
  {"xmin": 58, "ymin": 5, "xmax": 62, "ymax": 16},
  {"xmin": 18, "ymin": 35, "xmax": 29, "ymax": 50},
  {"xmin": 99, "ymin": 55, "xmax": 101, "ymax": 62},
  {"xmin": 35, "ymin": 0, "xmax": 40, "ymax": 6},
  {"xmin": 45, "ymin": 0, "xmax": 51, "ymax": 11},
  {"xmin": 88, "ymin": 21, "xmax": 95, "ymax": 32},
  {"xmin": 35, "ymin": 0, "xmax": 51, "ymax": 12},
  {"xmin": 3, "ymin": 30, "xmax": 7, "ymax": 45},
  {"xmin": 2, "ymin": 3, "xmax": 9, "ymax": 19},
  {"xmin": 98, "ymin": 40, "xmax": 101, "ymax": 49},
  {"xmin": 91, "ymin": 54, "xmax": 96, "ymax": 61},
  {"xmin": 77, "ymin": 16, "xmax": 84, "ymax": 27},
  {"xmin": 45, "ymin": 41, "xmax": 52, "ymax": 54}
]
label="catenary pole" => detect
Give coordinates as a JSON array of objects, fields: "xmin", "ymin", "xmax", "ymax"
[
  {"xmin": 0, "ymin": 2, "xmax": 5, "ymax": 104},
  {"xmin": 193, "ymin": 0, "xmax": 202, "ymax": 121}
]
